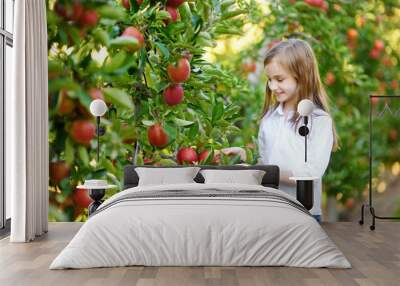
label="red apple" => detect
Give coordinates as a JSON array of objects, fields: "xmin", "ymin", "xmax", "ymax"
[
  {"xmin": 347, "ymin": 41, "xmax": 357, "ymax": 50},
  {"xmin": 378, "ymin": 82, "xmax": 386, "ymax": 93},
  {"xmin": 122, "ymin": 0, "xmax": 131, "ymax": 9},
  {"xmin": 147, "ymin": 124, "xmax": 169, "ymax": 148},
  {"xmin": 373, "ymin": 39, "xmax": 384, "ymax": 51},
  {"xmin": 333, "ymin": 4, "xmax": 341, "ymax": 11},
  {"xmin": 70, "ymin": 120, "xmax": 96, "ymax": 145},
  {"xmin": 242, "ymin": 62, "xmax": 256, "ymax": 73},
  {"xmin": 345, "ymin": 198, "xmax": 354, "ymax": 209},
  {"xmin": 359, "ymin": 16, "xmax": 366, "ymax": 27},
  {"xmin": 213, "ymin": 153, "xmax": 221, "ymax": 164},
  {"xmin": 198, "ymin": 150, "xmax": 210, "ymax": 163},
  {"xmin": 55, "ymin": 2, "xmax": 67, "ymax": 18},
  {"xmin": 381, "ymin": 56, "xmax": 392, "ymax": 67},
  {"xmin": 89, "ymin": 88, "xmax": 105, "ymax": 100},
  {"xmin": 57, "ymin": 89, "xmax": 75, "ymax": 115},
  {"xmin": 347, "ymin": 28, "xmax": 358, "ymax": 41},
  {"xmin": 314, "ymin": 0, "xmax": 324, "ymax": 7},
  {"xmin": 163, "ymin": 84, "xmax": 184, "ymax": 106},
  {"xmin": 79, "ymin": 9, "xmax": 98, "ymax": 27},
  {"xmin": 122, "ymin": 26, "xmax": 145, "ymax": 51},
  {"xmin": 50, "ymin": 161, "xmax": 71, "ymax": 185},
  {"xmin": 164, "ymin": 6, "xmax": 180, "ymax": 25},
  {"xmin": 267, "ymin": 39, "xmax": 281, "ymax": 50},
  {"xmin": 70, "ymin": 2, "xmax": 84, "ymax": 22},
  {"xmin": 287, "ymin": 22, "xmax": 299, "ymax": 32},
  {"xmin": 389, "ymin": 129, "xmax": 398, "ymax": 141},
  {"xmin": 369, "ymin": 49, "xmax": 380, "ymax": 60},
  {"xmin": 325, "ymin": 72, "xmax": 335, "ymax": 86},
  {"xmin": 391, "ymin": 80, "xmax": 398, "ymax": 90},
  {"xmin": 177, "ymin": 147, "xmax": 198, "ymax": 165},
  {"xmin": 375, "ymin": 70, "xmax": 384, "ymax": 80},
  {"xmin": 304, "ymin": 0, "xmax": 323, "ymax": 7},
  {"xmin": 182, "ymin": 50, "xmax": 192, "ymax": 61},
  {"xmin": 167, "ymin": 58, "xmax": 191, "ymax": 83},
  {"xmin": 121, "ymin": 0, "xmax": 143, "ymax": 8},
  {"xmin": 321, "ymin": 1, "xmax": 328, "ymax": 11},
  {"xmin": 166, "ymin": 0, "xmax": 185, "ymax": 8},
  {"xmin": 73, "ymin": 188, "xmax": 93, "ymax": 208},
  {"xmin": 371, "ymin": 97, "xmax": 380, "ymax": 105},
  {"xmin": 143, "ymin": 157, "xmax": 153, "ymax": 164}
]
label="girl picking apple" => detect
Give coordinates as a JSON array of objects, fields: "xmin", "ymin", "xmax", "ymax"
[{"xmin": 258, "ymin": 38, "xmax": 339, "ymax": 223}]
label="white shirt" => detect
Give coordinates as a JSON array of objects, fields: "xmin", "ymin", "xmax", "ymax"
[{"xmin": 258, "ymin": 103, "xmax": 334, "ymax": 215}]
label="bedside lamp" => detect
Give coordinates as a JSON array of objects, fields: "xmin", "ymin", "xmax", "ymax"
[
  {"xmin": 90, "ymin": 99, "xmax": 108, "ymax": 164},
  {"xmin": 289, "ymin": 99, "xmax": 317, "ymax": 211},
  {"xmin": 76, "ymin": 99, "xmax": 115, "ymax": 216},
  {"xmin": 298, "ymin": 99, "xmax": 314, "ymax": 162}
]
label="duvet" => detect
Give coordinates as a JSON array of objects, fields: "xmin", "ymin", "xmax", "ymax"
[{"xmin": 50, "ymin": 183, "xmax": 351, "ymax": 269}]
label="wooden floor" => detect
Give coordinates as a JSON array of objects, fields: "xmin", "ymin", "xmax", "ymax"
[{"xmin": 0, "ymin": 222, "xmax": 399, "ymax": 286}]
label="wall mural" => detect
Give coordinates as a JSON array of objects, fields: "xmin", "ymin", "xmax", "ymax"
[{"xmin": 47, "ymin": 0, "xmax": 400, "ymax": 221}]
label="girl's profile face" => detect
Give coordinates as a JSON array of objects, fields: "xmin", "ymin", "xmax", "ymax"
[{"xmin": 265, "ymin": 59, "xmax": 298, "ymax": 105}]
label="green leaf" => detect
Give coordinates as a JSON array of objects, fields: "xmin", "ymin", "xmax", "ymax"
[
  {"xmin": 167, "ymin": 22, "xmax": 187, "ymax": 35},
  {"xmin": 103, "ymin": 88, "xmax": 134, "ymax": 109},
  {"xmin": 156, "ymin": 10, "xmax": 171, "ymax": 20},
  {"xmin": 220, "ymin": 0, "xmax": 236, "ymax": 12},
  {"xmin": 78, "ymin": 146, "xmax": 89, "ymax": 166},
  {"xmin": 110, "ymin": 36, "xmax": 139, "ymax": 50},
  {"xmin": 93, "ymin": 28, "xmax": 110, "ymax": 47},
  {"xmin": 65, "ymin": 26, "xmax": 81, "ymax": 46},
  {"xmin": 173, "ymin": 118, "xmax": 195, "ymax": 127},
  {"xmin": 48, "ymin": 78, "xmax": 80, "ymax": 93},
  {"xmin": 158, "ymin": 159, "xmax": 178, "ymax": 166},
  {"xmin": 154, "ymin": 42, "xmax": 170, "ymax": 60},
  {"xmin": 221, "ymin": 9, "xmax": 246, "ymax": 20},
  {"xmin": 76, "ymin": 90, "xmax": 92, "ymax": 109},
  {"xmin": 87, "ymin": 168, "xmax": 108, "ymax": 180},
  {"xmin": 212, "ymin": 102, "xmax": 224, "ymax": 123},
  {"xmin": 188, "ymin": 122, "xmax": 199, "ymax": 139},
  {"xmin": 164, "ymin": 124, "xmax": 177, "ymax": 145},
  {"xmin": 48, "ymin": 60, "xmax": 64, "ymax": 73},
  {"xmin": 97, "ymin": 5, "xmax": 126, "ymax": 20},
  {"xmin": 103, "ymin": 51, "xmax": 127, "ymax": 73},
  {"xmin": 64, "ymin": 138, "xmax": 75, "ymax": 165},
  {"xmin": 179, "ymin": 2, "xmax": 193, "ymax": 22},
  {"xmin": 142, "ymin": 119, "xmax": 155, "ymax": 126}
]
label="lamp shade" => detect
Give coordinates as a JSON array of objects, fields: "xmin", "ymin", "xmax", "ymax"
[
  {"xmin": 297, "ymin": 99, "xmax": 314, "ymax": 116},
  {"xmin": 89, "ymin": 99, "xmax": 108, "ymax": 117}
]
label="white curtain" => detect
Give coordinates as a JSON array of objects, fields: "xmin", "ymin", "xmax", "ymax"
[{"xmin": 7, "ymin": 0, "xmax": 48, "ymax": 242}]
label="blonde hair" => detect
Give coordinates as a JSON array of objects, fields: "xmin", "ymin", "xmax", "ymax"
[{"xmin": 262, "ymin": 38, "xmax": 339, "ymax": 151}]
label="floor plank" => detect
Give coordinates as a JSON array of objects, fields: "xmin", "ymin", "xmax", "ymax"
[{"xmin": 0, "ymin": 222, "xmax": 399, "ymax": 286}]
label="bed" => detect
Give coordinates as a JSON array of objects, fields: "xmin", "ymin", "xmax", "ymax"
[{"xmin": 50, "ymin": 165, "xmax": 351, "ymax": 269}]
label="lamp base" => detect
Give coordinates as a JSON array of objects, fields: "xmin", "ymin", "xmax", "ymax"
[
  {"xmin": 296, "ymin": 180, "xmax": 314, "ymax": 210},
  {"xmin": 88, "ymin": 188, "xmax": 105, "ymax": 216}
]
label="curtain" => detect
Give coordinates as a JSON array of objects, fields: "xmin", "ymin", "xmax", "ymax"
[{"xmin": 7, "ymin": 0, "xmax": 48, "ymax": 242}]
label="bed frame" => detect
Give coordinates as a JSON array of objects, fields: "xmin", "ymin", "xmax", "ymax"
[{"xmin": 123, "ymin": 165, "xmax": 280, "ymax": 190}]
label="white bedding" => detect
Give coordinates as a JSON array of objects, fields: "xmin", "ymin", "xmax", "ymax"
[{"xmin": 50, "ymin": 183, "xmax": 351, "ymax": 269}]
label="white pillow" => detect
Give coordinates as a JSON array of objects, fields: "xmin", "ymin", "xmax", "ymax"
[
  {"xmin": 135, "ymin": 167, "xmax": 201, "ymax": 186},
  {"xmin": 200, "ymin": 169, "xmax": 266, "ymax": 185}
]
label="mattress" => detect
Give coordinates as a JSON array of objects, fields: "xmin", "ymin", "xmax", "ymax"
[{"xmin": 50, "ymin": 183, "xmax": 351, "ymax": 269}]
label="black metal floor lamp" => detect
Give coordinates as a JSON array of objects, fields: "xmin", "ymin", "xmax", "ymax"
[{"xmin": 359, "ymin": 95, "xmax": 400, "ymax": 230}]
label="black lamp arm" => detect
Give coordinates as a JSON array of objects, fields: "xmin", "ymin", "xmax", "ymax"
[{"xmin": 298, "ymin": 116, "xmax": 310, "ymax": 163}]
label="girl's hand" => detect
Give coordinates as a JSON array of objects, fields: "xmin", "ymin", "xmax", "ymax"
[{"xmin": 220, "ymin": 147, "xmax": 247, "ymax": 161}]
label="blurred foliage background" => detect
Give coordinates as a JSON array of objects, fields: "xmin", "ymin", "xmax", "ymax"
[{"xmin": 47, "ymin": 0, "xmax": 400, "ymax": 222}]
